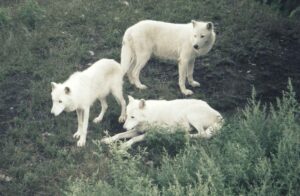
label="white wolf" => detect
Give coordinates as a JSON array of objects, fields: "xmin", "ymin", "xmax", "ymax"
[
  {"xmin": 102, "ymin": 96, "xmax": 223, "ymax": 149},
  {"xmin": 121, "ymin": 20, "xmax": 216, "ymax": 95},
  {"xmin": 51, "ymin": 59, "xmax": 126, "ymax": 147}
]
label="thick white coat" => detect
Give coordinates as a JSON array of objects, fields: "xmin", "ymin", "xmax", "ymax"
[
  {"xmin": 121, "ymin": 20, "xmax": 216, "ymax": 95},
  {"xmin": 51, "ymin": 59, "xmax": 126, "ymax": 147},
  {"xmin": 102, "ymin": 96, "xmax": 223, "ymax": 149}
]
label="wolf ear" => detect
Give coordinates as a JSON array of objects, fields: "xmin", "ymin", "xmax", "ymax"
[
  {"xmin": 207, "ymin": 22, "xmax": 213, "ymax": 30},
  {"xmin": 191, "ymin": 20, "xmax": 197, "ymax": 28},
  {"xmin": 51, "ymin": 82, "xmax": 57, "ymax": 90},
  {"xmin": 139, "ymin": 99, "xmax": 145, "ymax": 109},
  {"xmin": 128, "ymin": 95, "xmax": 134, "ymax": 102},
  {"xmin": 64, "ymin": 86, "xmax": 71, "ymax": 94}
]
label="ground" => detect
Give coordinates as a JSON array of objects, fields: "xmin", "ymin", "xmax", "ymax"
[{"xmin": 0, "ymin": 0, "xmax": 300, "ymax": 195}]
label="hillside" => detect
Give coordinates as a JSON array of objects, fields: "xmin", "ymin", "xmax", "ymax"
[{"xmin": 0, "ymin": 0, "xmax": 299, "ymax": 195}]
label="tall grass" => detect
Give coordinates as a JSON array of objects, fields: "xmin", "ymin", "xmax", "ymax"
[{"xmin": 67, "ymin": 81, "xmax": 300, "ymax": 195}]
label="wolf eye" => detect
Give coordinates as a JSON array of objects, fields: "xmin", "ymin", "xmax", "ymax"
[
  {"xmin": 59, "ymin": 100, "xmax": 62, "ymax": 103},
  {"xmin": 131, "ymin": 116, "xmax": 135, "ymax": 119},
  {"xmin": 200, "ymin": 35, "xmax": 205, "ymax": 38}
]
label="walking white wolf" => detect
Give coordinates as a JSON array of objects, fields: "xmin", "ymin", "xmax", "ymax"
[
  {"xmin": 50, "ymin": 59, "xmax": 126, "ymax": 147},
  {"xmin": 102, "ymin": 96, "xmax": 223, "ymax": 149},
  {"xmin": 121, "ymin": 20, "xmax": 216, "ymax": 95}
]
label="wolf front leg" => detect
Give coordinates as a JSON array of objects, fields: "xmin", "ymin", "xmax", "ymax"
[
  {"xmin": 101, "ymin": 129, "xmax": 140, "ymax": 144},
  {"xmin": 178, "ymin": 58, "xmax": 193, "ymax": 95},
  {"xmin": 120, "ymin": 134, "xmax": 146, "ymax": 150},
  {"xmin": 187, "ymin": 59, "xmax": 200, "ymax": 87},
  {"xmin": 73, "ymin": 109, "xmax": 83, "ymax": 139},
  {"xmin": 77, "ymin": 107, "xmax": 90, "ymax": 147}
]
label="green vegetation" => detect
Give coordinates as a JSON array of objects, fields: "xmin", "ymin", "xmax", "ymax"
[
  {"xmin": 0, "ymin": 0, "xmax": 299, "ymax": 195},
  {"xmin": 67, "ymin": 83, "xmax": 300, "ymax": 195}
]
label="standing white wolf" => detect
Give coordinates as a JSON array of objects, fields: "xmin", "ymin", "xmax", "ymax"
[
  {"xmin": 102, "ymin": 96, "xmax": 223, "ymax": 149},
  {"xmin": 121, "ymin": 20, "xmax": 216, "ymax": 95},
  {"xmin": 50, "ymin": 59, "xmax": 126, "ymax": 147}
]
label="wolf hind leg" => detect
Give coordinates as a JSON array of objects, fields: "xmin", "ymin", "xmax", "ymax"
[
  {"xmin": 111, "ymin": 85, "xmax": 126, "ymax": 123},
  {"xmin": 132, "ymin": 51, "xmax": 151, "ymax": 89},
  {"xmin": 187, "ymin": 114, "xmax": 212, "ymax": 139},
  {"xmin": 93, "ymin": 98, "xmax": 108, "ymax": 123}
]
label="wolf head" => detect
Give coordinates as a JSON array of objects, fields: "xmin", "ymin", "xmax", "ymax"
[
  {"xmin": 191, "ymin": 20, "xmax": 214, "ymax": 51},
  {"xmin": 123, "ymin": 95, "xmax": 147, "ymax": 130},
  {"xmin": 50, "ymin": 82, "xmax": 76, "ymax": 116}
]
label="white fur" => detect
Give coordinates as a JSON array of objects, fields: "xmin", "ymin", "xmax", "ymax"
[
  {"xmin": 121, "ymin": 20, "xmax": 216, "ymax": 95},
  {"xmin": 102, "ymin": 96, "xmax": 223, "ymax": 149},
  {"xmin": 51, "ymin": 59, "xmax": 126, "ymax": 147}
]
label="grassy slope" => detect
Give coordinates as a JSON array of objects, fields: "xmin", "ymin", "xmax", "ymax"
[{"xmin": 0, "ymin": 0, "xmax": 299, "ymax": 195}]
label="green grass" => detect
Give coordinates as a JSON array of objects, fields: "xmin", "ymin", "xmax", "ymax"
[
  {"xmin": 66, "ymin": 82, "xmax": 300, "ymax": 195},
  {"xmin": 0, "ymin": 0, "xmax": 299, "ymax": 195}
]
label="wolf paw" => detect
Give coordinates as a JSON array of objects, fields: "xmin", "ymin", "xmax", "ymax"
[
  {"xmin": 73, "ymin": 131, "xmax": 81, "ymax": 139},
  {"xmin": 182, "ymin": 89, "xmax": 194, "ymax": 96},
  {"xmin": 190, "ymin": 81, "xmax": 200, "ymax": 87},
  {"xmin": 204, "ymin": 130, "xmax": 213, "ymax": 139},
  {"xmin": 128, "ymin": 76, "xmax": 135, "ymax": 85},
  {"xmin": 118, "ymin": 115, "xmax": 126, "ymax": 123},
  {"xmin": 93, "ymin": 116, "xmax": 103, "ymax": 124},
  {"xmin": 77, "ymin": 138, "xmax": 86, "ymax": 147},
  {"xmin": 136, "ymin": 83, "xmax": 147, "ymax": 89},
  {"xmin": 101, "ymin": 137, "xmax": 113, "ymax": 144}
]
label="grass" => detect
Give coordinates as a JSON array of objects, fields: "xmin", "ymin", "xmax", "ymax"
[
  {"xmin": 0, "ymin": 0, "xmax": 299, "ymax": 195},
  {"xmin": 67, "ymin": 82, "xmax": 300, "ymax": 195}
]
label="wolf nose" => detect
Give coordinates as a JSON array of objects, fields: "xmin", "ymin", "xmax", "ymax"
[
  {"xmin": 193, "ymin": 44, "xmax": 199, "ymax": 50},
  {"xmin": 51, "ymin": 109, "xmax": 56, "ymax": 115}
]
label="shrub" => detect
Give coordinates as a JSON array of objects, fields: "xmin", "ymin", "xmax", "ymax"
[{"xmin": 67, "ymin": 82, "xmax": 300, "ymax": 195}]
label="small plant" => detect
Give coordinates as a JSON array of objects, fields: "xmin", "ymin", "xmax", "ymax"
[
  {"xmin": 0, "ymin": 8, "xmax": 10, "ymax": 27},
  {"xmin": 16, "ymin": 0, "xmax": 45, "ymax": 30}
]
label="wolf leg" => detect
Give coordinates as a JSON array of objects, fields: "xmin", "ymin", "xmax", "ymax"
[
  {"xmin": 101, "ymin": 129, "xmax": 140, "ymax": 144},
  {"xmin": 93, "ymin": 98, "xmax": 108, "ymax": 123},
  {"xmin": 77, "ymin": 107, "xmax": 89, "ymax": 147},
  {"xmin": 187, "ymin": 59, "xmax": 200, "ymax": 87},
  {"xmin": 73, "ymin": 109, "xmax": 83, "ymax": 139},
  {"xmin": 178, "ymin": 59, "xmax": 193, "ymax": 95}
]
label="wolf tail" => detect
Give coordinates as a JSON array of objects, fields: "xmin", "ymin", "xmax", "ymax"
[{"xmin": 121, "ymin": 29, "xmax": 135, "ymax": 76}]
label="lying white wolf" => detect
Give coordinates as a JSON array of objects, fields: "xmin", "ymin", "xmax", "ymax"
[
  {"xmin": 102, "ymin": 96, "xmax": 223, "ymax": 149},
  {"xmin": 121, "ymin": 20, "xmax": 216, "ymax": 95},
  {"xmin": 51, "ymin": 59, "xmax": 126, "ymax": 147}
]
